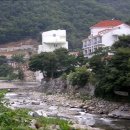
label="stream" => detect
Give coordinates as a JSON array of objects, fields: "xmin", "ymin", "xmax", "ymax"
[{"xmin": 4, "ymin": 92, "xmax": 130, "ymax": 130}]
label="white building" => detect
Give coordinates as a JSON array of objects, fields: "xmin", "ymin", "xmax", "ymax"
[
  {"xmin": 38, "ymin": 30, "xmax": 68, "ymax": 53},
  {"xmin": 82, "ymin": 20, "xmax": 130, "ymax": 57},
  {"xmin": 36, "ymin": 29, "xmax": 68, "ymax": 82}
]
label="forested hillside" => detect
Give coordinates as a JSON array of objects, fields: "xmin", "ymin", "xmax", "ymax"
[{"xmin": 0, "ymin": 0, "xmax": 130, "ymax": 49}]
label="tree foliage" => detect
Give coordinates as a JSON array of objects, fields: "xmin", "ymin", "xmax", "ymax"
[
  {"xmin": 0, "ymin": 56, "xmax": 14, "ymax": 78},
  {"xmin": 89, "ymin": 36, "xmax": 130, "ymax": 98},
  {"xmin": 0, "ymin": 56, "xmax": 7, "ymax": 65},
  {"xmin": 11, "ymin": 54, "xmax": 25, "ymax": 64},
  {"xmin": 68, "ymin": 66, "xmax": 90, "ymax": 87},
  {"xmin": 113, "ymin": 35, "xmax": 130, "ymax": 48},
  {"xmin": 29, "ymin": 48, "xmax": 76, "ymax": 78},
  {"xmin": 0, "ymin": 0, "xmax": 130, "ymax": 49}
]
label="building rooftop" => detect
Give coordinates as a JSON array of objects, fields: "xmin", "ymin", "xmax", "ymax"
[{"xmin": 91, "ymin": 20, "xmax": 123, "ymax": 28}]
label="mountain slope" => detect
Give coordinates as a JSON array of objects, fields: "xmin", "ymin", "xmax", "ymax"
[{"xmin": 0, "ymin": 0, "xmax": 130, "ymax": 49}]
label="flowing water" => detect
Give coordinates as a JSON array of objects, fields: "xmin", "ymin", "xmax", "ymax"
[{"xmin": 4, "ymin": 92, "xmax": 130, "ymax": 130}]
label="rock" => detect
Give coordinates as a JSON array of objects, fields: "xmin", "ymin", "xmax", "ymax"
[
  {"xmin": 47, "ymin": 111, "xmax": 58, "ymax": 117},
  {"xmin": 88, "ymin": 107, "xmax": 95, "ymax": 111},
  {"xmin": 29, "ymin": 119, "xmax": 37, "ymax": 129},
  {"xmin": 72, "ymin": 124, "xmax": 87, "ymax": 129},
  {"xmin": 47, "ymin": 125, "xmax": 60, "ymax": 130},
  {"xmin": 108, "ymin": 109, "xmax": 130, "ymax": 119},
  {"xmin": 11, "ymin": 102, "xmax": 15, "ymax": 104},
  {"xmin": 35, "ymin": 110, "xmax": 48, "ymax": 117},
  {"xmin": 72, "ymin": 124, "xmax": 103, "ymax": 130},
  {"xmin": 32, "ymin": 112, "xmax": 40, "ymax": 117},
  {"xmin": 31, "ymin": 101, "xmax": 40, "ymax": 105},
  {"xmin": 49, "ymin": 106, "xmax": 58, "ymax": 110},
  {"xmin": 83, "ymin": 105, "xmax": 88, "ymax": 109},
  {"xmin": 75, "ymin": 114, "xmax": 96, "ymax": 126}
]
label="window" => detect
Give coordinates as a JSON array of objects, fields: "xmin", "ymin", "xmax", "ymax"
[
  {"xmin": 53, "ymin": 34, "xmax": 56, "ymax": 37},
  {"xmin": 85, "ymin": 50, "xmax": 87, "ymax": 54},
  {"xmin": 54, "ymin": 44, "xmax": 58, "ymax": 47},
  {"xmin": 84, "ymin": 43, "xmax": 87, "ymax": 48},
  {"xmin": 97, "ymin": 36, "xmax": 102, "ymax": 43},
  {"xmin": 93, "ymin": 38, "xmax": 97, "ymax": 44},
  {"xmin": 88, "ymin": 40, "xmax": 91, "ymax": 46}
]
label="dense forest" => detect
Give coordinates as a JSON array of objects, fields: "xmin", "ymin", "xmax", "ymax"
[{"xmin": 0, "ymin": 0, "xmax": 130, "ymax": 49}]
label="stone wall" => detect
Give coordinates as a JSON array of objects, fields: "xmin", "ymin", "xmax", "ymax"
[{"xmin": 40, "ymin": 78, "xmax": 95, "ymax": 96}]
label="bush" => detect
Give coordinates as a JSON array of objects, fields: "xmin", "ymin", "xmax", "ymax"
[
  {"xmin": 61, "ymin": 73, "xmax": 67, "ymax": 80},
  {"xmin": 17, "ymin": 69, "xmax": 24, "ymax": 80},
  {"xmin": 68, "ymin": 66, "xmax": 90, "ymax": 87}
]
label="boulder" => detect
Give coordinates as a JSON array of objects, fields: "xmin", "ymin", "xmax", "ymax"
[{"xmin": 31, "ymin": 101, "xmax": 40, "ymax": 105}]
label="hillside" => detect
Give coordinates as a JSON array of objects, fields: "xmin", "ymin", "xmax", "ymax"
[{"xmin": 0, "ymin": 0, "xmax": 130, "ymax": 49}]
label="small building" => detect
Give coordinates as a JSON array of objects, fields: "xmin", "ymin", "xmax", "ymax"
[
  {"xmin": 82, "ymin": 20, "xmax": 130, "ymax": 58},
  {"xmin": 38, "ymin": 30, "xmax": 68, "ymax": 53}
]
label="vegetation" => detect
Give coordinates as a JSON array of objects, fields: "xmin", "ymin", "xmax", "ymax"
[
  {"xmin": 0, "ymin": 56, "xmax": 14, "ymax": 78},
  {"xmin": 17, "ymin": 69, "xmax": 25, "ymax": 81},
  {"xmin": 29, "ymin": 48, "xmax": 76, "ymax": 78},
  {"xmin": 0, "ymin": 0, "xmax": 130, "ymax": 49},
  {"xmin": 11, "ymin": 54, "xmax": 25, "ymax": 64},
  {"xmin": 89, "ymin": 35, "xmax": 130, "ymax": 98},
  {"xmin": 68, "ymin": 66, "xmax": 90, "ymax": 87},
  {"xmin": 0, "ymin": 54, "xmax": 26, "ymax": 81},
  {"xmin": 11, "ymin": 54, "xmax": 25, "ymax": 80}
]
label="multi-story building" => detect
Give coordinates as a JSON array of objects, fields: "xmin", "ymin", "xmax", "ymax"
[
  {"xmin": 82, "ymin": 20, "xmax": 130, "ymax": 57},
  {"xmin": 38, "ymin": 30, "xmax": 68, "ymax": 53}
]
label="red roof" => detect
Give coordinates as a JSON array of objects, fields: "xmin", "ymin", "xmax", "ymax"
[{"xmin": 91, "ymin": 20, "xmax": 123, "ymax": 28}]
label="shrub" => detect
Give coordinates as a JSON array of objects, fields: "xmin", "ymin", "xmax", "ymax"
[
  {"xmin": 68, "ymin": 66, "xmax": 90, "ymax": 87},
  {"xmin": 61, "ymin": 73, "xmax": 67, "ymax": 80}
]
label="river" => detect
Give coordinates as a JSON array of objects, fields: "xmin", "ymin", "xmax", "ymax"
[{"xmin": 4, "ymin": 91, "xmax": 130, "ymax": 130}]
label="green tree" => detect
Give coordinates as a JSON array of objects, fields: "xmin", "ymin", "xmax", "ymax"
[
  {"xmin": 0, "ymin": 56, "xmax": 7, "ymax": 65},
  {"xmin": 90, "ymin": 36, "xmax": 130, "ymax": 98},
  {"xmin": 11, "ymin": 54, "xmax": 25, "ymax": 64},
  {"xmin": 29, "ymin": 52, "xmax": 58, "ymax": 78},
  {"xmin": 0, "ymin": 65, "xmax": 13, "ymax": 77},
  {"xmin": 17, "ymin": 69, "xmax": 24, "ymax": 80},
  {"xmin": 0, "ymin": 0, "xmax": 129, "ymax": 48},
  {"xmin": 0, "ymin": 56, "xmax": 14, "ymax": 78},
  {"xmin": 68, "ymin": 66, "xmax": 90, "ymax": 87},
  {"xmin": 113, "ymin": 35, "xmax": 130, "ymax": 48},
  {"xmin": 75, "ymin": 51, "xmax": 88, "ymax": 67},
  {"xmin": 29, "ymin": 48, "xmax": 77, "ymax": 78}
]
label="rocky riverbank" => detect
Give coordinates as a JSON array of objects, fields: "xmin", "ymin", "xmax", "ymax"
[
  {"xmin": 2, "ymin": 81, "xmax": 130, "ymax": 130},
  {"xmin": 39, "ymin": 78, "xmax": 130, "ymax": 120},
  {"xmin": 82, "ymin": 98, "xmax": 130, "ymax": 120},
  {"xmin": 4, "ymin": 90, "xmax": 130, "ymax": 130},
  {"xmin": 4, "ymin": 92, "xmax": 104, "ymax": 130}
]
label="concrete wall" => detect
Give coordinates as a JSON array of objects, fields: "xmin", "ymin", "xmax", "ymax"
[
  {"xmin": 38, "ymin": 30, "xmax": 68, "ymax": 53},
  {"xmin": 42, "ymin": 30, "xmax": 67, "ymax": 44},
  {"xmin": 102, "ymin": 24, "xmax": 130, "ymax": 46}
]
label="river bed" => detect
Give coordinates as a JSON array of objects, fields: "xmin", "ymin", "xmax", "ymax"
[{"xmin": 4, "ymin": 92, "xmax": 130, "ymax": 130}]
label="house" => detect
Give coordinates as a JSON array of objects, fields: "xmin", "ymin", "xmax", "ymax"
[
  {"xmin": 82, "ymin": 20, "xmax": 130, "ymax": 58},
  {"xmin": 38, "ymin": 29, "xmax": 68, "ymax": 53},
  {"xmin": 36, "ymin": 29, "xmax": 68, "ymax": 82}
]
